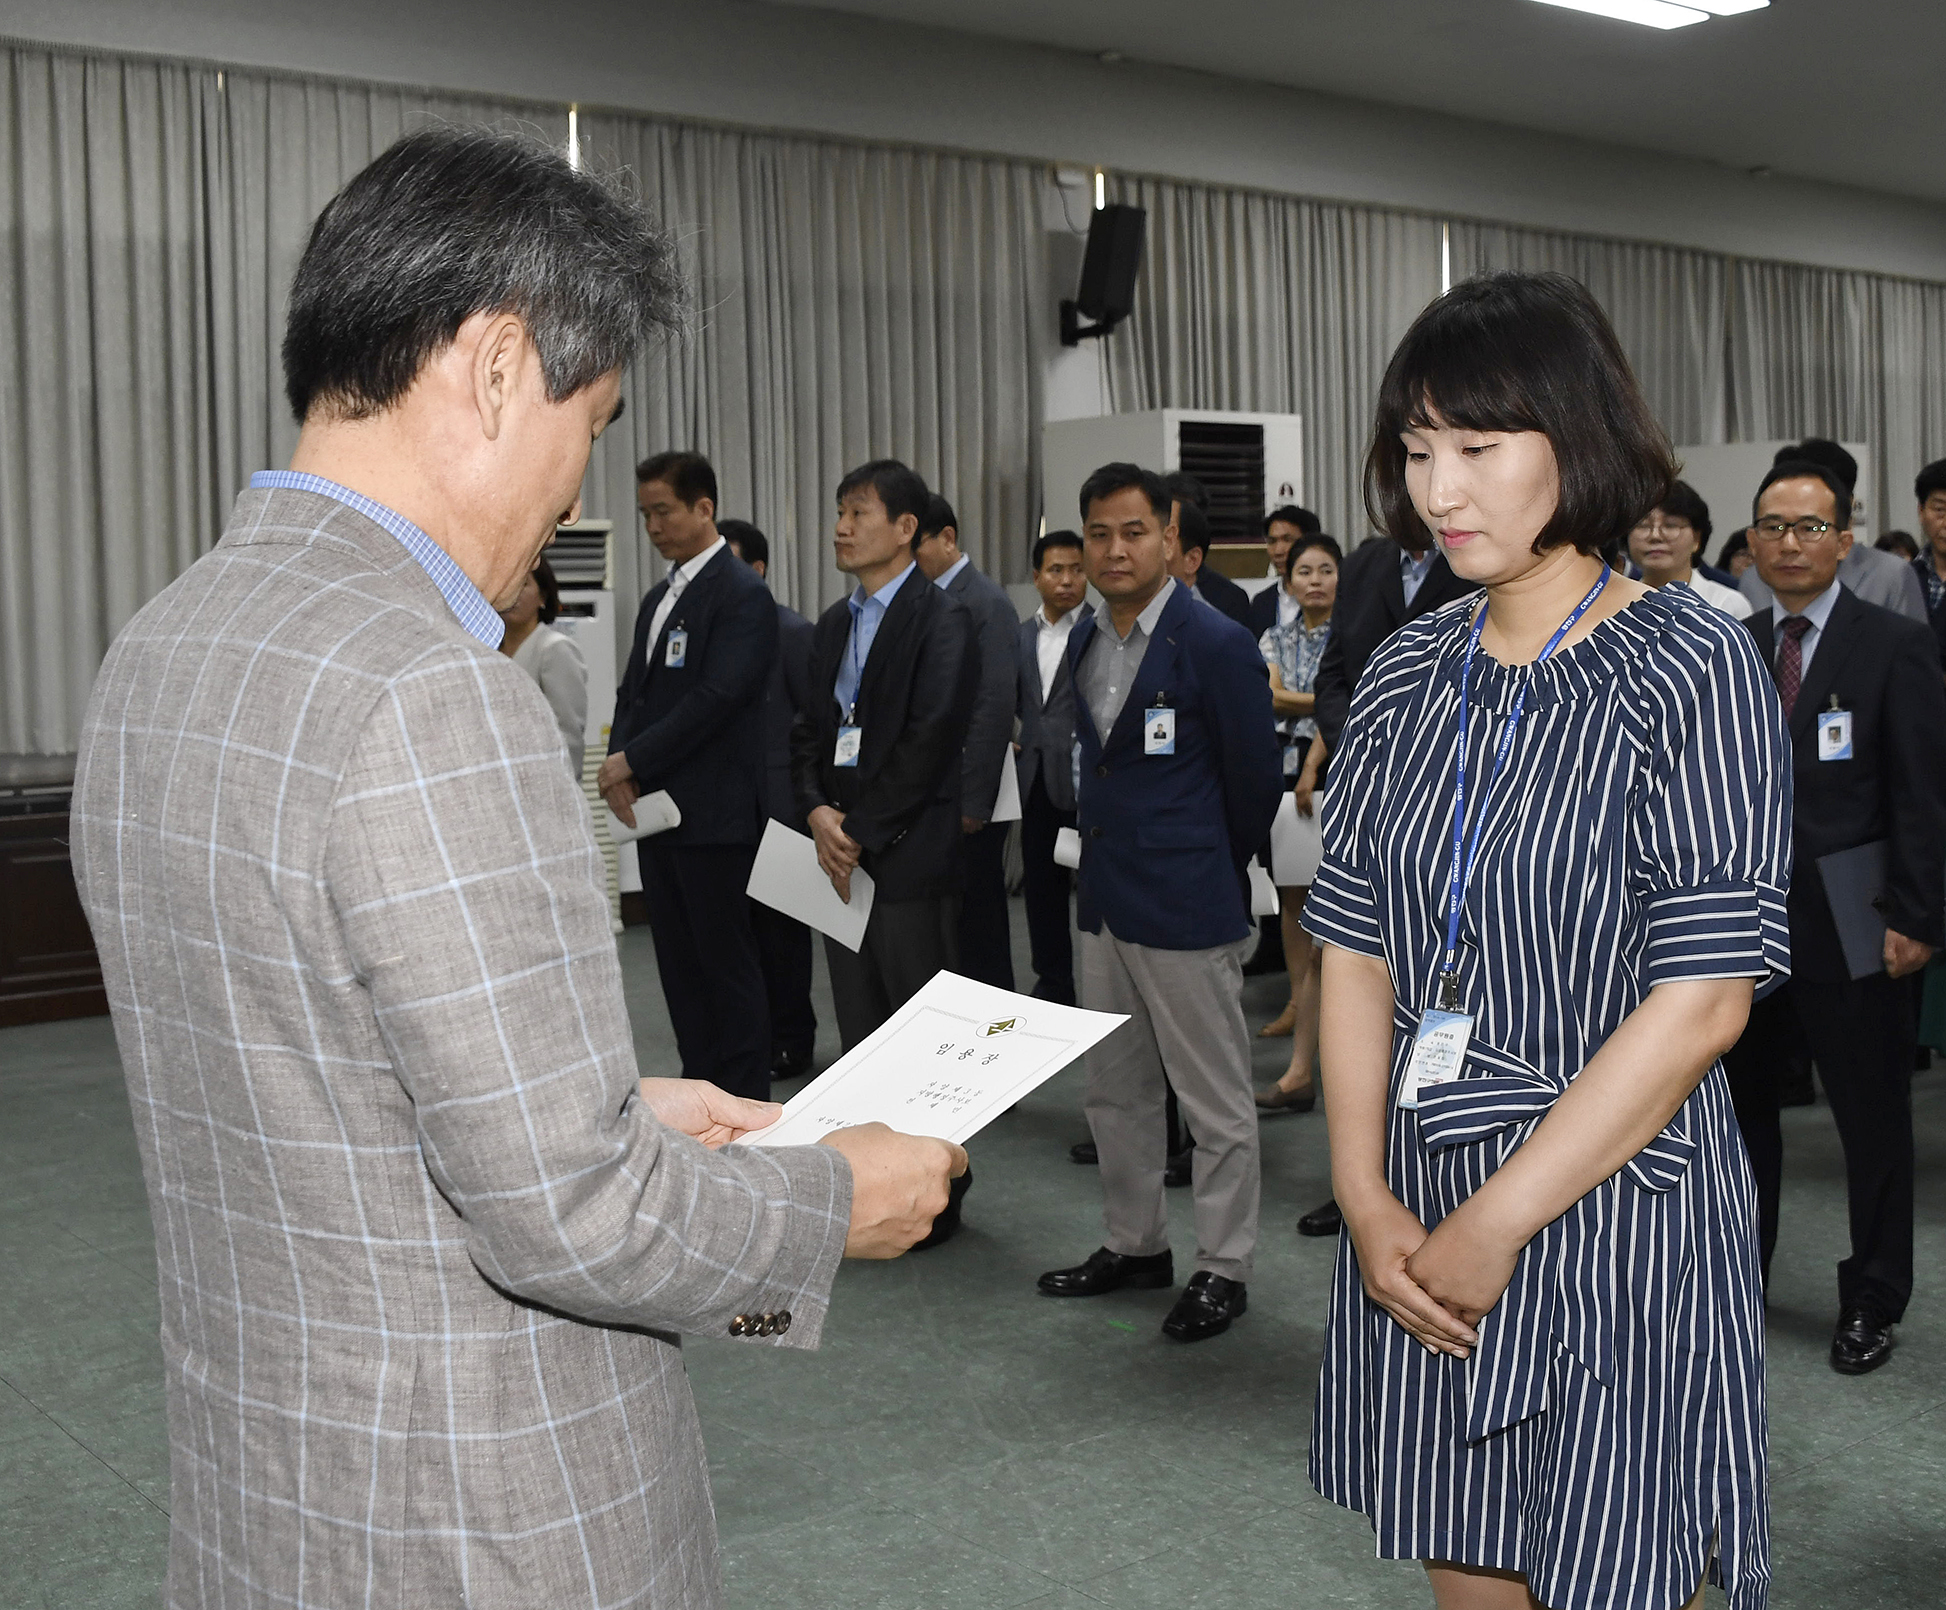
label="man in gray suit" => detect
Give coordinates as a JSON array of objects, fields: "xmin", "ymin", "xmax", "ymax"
[
  {"xmin": 1016, "ymin": 528, "xmax": 1091, "ymax": 1004},
  {"xmin": 71, "ymin": 129, "xmax": 961, "ymax": 1610},
  {"xmin": 915, "ymin": 493, "xmax": 1021, "ymax": 990}
]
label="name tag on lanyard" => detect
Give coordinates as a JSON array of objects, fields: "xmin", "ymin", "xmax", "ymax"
[
  {"xmin": 664, "ymin": 627, "xmax": 688, "ymax": 668},
  {"xmin": 834, "ymin": 725, "xmax": 863, "ymax": 767},
  {"xmin": 1400, "ymin": 1009, "xmax": 1474, "ymax": 1110},
  {"xmin": 1144, "ymin": 707, "xmax": 1176, "ymax": 756},
  {"xmin": 1818, "ymin": 703, "xmax": 1852, "ymax": 760}
]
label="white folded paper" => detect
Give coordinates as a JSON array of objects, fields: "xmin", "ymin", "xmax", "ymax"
[
  {"xmin": 605, "ymin": 790, "xmax": 681, "ymax": 844},
  {"xmin": 744, "ymin": 970, "xmax": 1128, "ymax": 1147},
  {"xmin": 1248, "ymin": 861, "xmax": 1280, "ymax": 917},
  {"xmin": 989, "ymin": 748, "xmax": 1022, "ymax": 824},
  {"xmin": 1269, "ymin": 790, "xmax": 1326, "ymax": 888},
  {"xmin": 1053, "ymin": 825, "xmax": 1082, "ymax": 869},
  {"xmin": 745, "ymin": 818, "xmax": 875, "ymax": 952}
]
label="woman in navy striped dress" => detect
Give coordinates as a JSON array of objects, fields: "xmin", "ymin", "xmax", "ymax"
[{"xmin": 1302, "ymin": 272, "xmax": 1787, "ymax": 1610}]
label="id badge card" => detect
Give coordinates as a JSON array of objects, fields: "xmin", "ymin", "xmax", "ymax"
[
  {"xmin": 834, "ymin": 725, "xmax": 863, "ymax": 768},
  {"xmin": 664, "ymin": 627, "xmax": 688, "ymax": 668},
  {"xmin": 1398, "ymin": 1009, "xmax": 1473, "ymax": 1111},
  {"xmin": 1817, "ymin": 707, "xmax": 1853, "ymax": 761},
  {"xmin": 1143, "ymin": 707, "xmax": 1176, "ymax": 756}
]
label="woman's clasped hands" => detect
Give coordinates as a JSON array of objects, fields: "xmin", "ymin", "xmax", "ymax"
[{"xmin": 1342, "ymin": 1186, "xmax": 1525, "ymax": 1359}]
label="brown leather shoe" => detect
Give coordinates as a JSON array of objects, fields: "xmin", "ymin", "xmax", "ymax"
[{"xmin": 1257, "ymin": 1004, "xmax": 1296, "ymax": 1038}]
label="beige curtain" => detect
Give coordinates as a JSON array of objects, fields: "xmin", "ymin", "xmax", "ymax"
[
  {"xmin": 1103, "ymin": 175, "xmax": 1445, "ymax": 545},
  {"xmin": 0, "ymin": 40, "xmax": 1044, "ymax": 753}
]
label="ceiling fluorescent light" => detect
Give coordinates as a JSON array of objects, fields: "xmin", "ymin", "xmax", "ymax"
[
  {"xmin": 1687, "ymin": 1, "xmax": 1769, "ymax": 12},
  {"xmin": 1529, "ymin": 0, "xmax": 1710, "ymax": 27}
]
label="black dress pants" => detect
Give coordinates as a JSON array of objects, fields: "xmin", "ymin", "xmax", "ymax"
[
  {"xmin": 956, "ymin": 820, "xmax": 1015, "ymax": 991},
  {"xmin": 639, "ymin": 840, "xmax": 772, "ymax": 1101},
  {"xmin": 1019, "ymin": 772, "xmax": 1076, "ymax": 1003},
  {"xmin": 749, "ymin": 896, "xmax": 817, "ymax": 1064},
  {"xmin": 827, "ymin": 895, "xmax": 959, "ymax": 1052},
  {"xmin": 1723, "ymin": 973, "xmax": 1915, "ymax": 1321}
]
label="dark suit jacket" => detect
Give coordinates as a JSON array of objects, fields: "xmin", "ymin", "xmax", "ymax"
[
  {"xmin": 1193, "ymin": 565, "xmax": 1254, "ymax": 631},
  {"xmin": 1743, "ymin": 587, "xmax": 1946, "ymax": 980},
  {"xmin": 1247, "ymin": 580, "xmax": 1284, "ymax": 640},
  {"xmin": 764, "ymin": 602, "xmax": 815, "ymax": 826},
  {"xmin": 791, "ymin": 573, "xmax": 978, "ymax": 902},
  {"xmin": 942, "ymin": 560, "xmax": 1019, "ymax": 821},
  {"xmin": 1016, "ymin": 603, "xmax": 1093, "ymax": 813},
  {"xmin": 1313, "ymin": 539, "xmax": 1473, "ymax": 752},
  {"xmin": 609, "ymin": 543, "xmax": 777, "ymax": 847},
  {"xmin": 1069, "ymin": 585, "xmax": 1284, "ymax": 950}
]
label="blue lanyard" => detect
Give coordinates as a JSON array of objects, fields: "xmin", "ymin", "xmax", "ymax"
[{"xmin": 1438, "ymin": 568, "xmax": 1609, "ymax": 1010}]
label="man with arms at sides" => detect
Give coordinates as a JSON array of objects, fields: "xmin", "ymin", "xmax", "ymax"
[
  {"xmin": 1038, "ymin": 464, "xmax": 1284, "ymax": 1341},
  {"xmin": 1017, "ymin": 528, "xmax": 1092, "ymax": 1005},
  {"xmin": 1291, "ymin": 475, "xmax": 1474, "ymax": 1241},
  {"xmin": 1739, "ymin": 437, "xmax": 1927, "ymax": 623},
  {"xmin": 71, "ymin": 130, "xmax": 962, "ymax": 1610},
  {"xmin": 1248, "ymin": 502, "xmax": 1323, "ymax": 638},
  {"xmin": 794, "ymin": 460, "xmax": 980, "ymax": 1243},
  {"xmin": 1165, "ymin": 494, "xmax": 1255, "ymax": 632},
  {"xmin": 1723, "ymin": 459, "xmax": 1946, "ymax": 1375},
  {"xmin": 601, "ymin": 450, "xmax": 776, "ymax": 1101},
  {"xmin": 1904, "ymin": 457, "xmax": 1946, "ymax": 666},
  {"xmin": 914, "ymin": 492, "xmax": 1020, "ymax": 991},
  {"xmin": 722, "ymin": 516, "xmax": 821, "ymax": 1081}
]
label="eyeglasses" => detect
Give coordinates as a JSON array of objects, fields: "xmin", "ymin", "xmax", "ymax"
[
  {"xmin": 1750, "ymin": 517, "xmax": 1839, "ymax": 544},
  {"xmin": 1630, "ymin": 517, "xmax": 1694, "ymax": 537}
]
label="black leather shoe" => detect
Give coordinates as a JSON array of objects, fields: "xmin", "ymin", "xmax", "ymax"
[
  {"xmin": 1038, "ymin": 1246, "xmax": 1174, "ymax": 1297},
  {"xmin": 1830, "ymin": 1306, "xmax": 1895, "ymax": 1375},
  {"xmin": 1164, "ymin": 1147, "xmax": 1193, "ymax": 1188},
  {"xmin": 1161, "ymin": 1271, "xmax": 1247, "ymax": 1341},
  {"xmin": 1069, "ymin": 1139, "xmax": 1098, "ymax": 1166},
  {"xmin": 771, "ymin": 1047, "xmax": 815, "ymax": 1081},
  {"xmin": 1297, "ymin": 1197, "xmax": 1342, "ymax": 1237},
  {"xmin": 911, "ymin": 1164, "xmax": 972, "ymax": 1252}
]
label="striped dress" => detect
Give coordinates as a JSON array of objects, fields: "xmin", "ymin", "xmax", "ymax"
[{"xmin": 1301, "ymin": 583, "xmax": 1789, "ymax": 1610}]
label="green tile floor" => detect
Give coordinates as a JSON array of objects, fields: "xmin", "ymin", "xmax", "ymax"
[{"xmin": 3, "ymin": 918, "xmax": 1942, "ymax": 1608}]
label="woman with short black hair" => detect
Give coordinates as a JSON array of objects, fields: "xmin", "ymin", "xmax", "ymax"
[{"xmin": 1305, "ymin": 271, "xmax": 1785, "ymax": 1610}]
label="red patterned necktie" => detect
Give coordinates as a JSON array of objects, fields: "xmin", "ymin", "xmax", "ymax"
[{"xmin": 1776, "ymin": 614, "xmax": 1812, "ymax": 717}]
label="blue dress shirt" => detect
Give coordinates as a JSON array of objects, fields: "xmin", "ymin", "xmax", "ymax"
[
  {"xmin": 248, "ymin": 470, "xmax": 505, "ymax": 648},
  {"xmin": 833, "ymin": 561, "xmax": 917, "ymax": 718}
]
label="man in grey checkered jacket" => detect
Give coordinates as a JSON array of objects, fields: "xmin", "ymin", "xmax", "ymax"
[{"xmin": 71, "ymin": 128, "xmax": 964, "ymax": 1610}]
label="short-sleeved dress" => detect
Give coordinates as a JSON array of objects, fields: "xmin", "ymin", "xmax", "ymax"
[{"xmin": 1300, "ymin": 584, "xmax": 1790, "ymax": 1610}]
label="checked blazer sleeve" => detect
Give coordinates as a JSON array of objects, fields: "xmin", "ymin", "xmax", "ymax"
[{"xmin": 325, "ymin": 646, "xmax": 851, "ymax": 1341}]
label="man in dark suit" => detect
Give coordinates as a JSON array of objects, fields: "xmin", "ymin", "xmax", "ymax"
[
  {"xmin": 600, "ymin": 452, "xmax": 778, "ymax": 1101},
  {"xmin": 1294, "ymin": 520, "xmax": 1474, "ymax": 1239},
  {"xmin": 1248, "ymin": 504, "xmax": 1322, "ymax": 639},
  {"xmin": 1038, "ymin": 463, "xmax": 1283, "ymax": 1343},
  {"xmin": 1725, "ymin": 459, "xmax": 1946, "ymax": 1376},
  {"xmin": 1166, "ymin": 499, "xmax": 1254, "ymax": 631},
  {"xmin": 721, "ymin": 518, "xmax": 820, "ymax": 1081},
  {"xmin": 1016, "ymin": 529, "xmax": 1092, "ymax": 1004},
  {"xmin": 791, "ymin": 460, "xmax": 979, "ymax": 1050},
  {"xmin": 914, "ymin": 493, "xmax": 1020, "ymax": 992}
]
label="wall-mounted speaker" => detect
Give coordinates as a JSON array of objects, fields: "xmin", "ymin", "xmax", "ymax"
[{"xmin": 1062, "ymin": 203, "xmax": 1146, "ymax": 346}]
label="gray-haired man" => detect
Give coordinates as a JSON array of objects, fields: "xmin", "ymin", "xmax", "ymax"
[{"xmin": 73, "ymin": 129, "xmax": 962, "ymax": 1610}]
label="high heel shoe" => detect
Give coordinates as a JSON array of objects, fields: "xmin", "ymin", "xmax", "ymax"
[{"xmin": 1257, "ymin": 1004, "xmax": 1296, "ymax": 1038}]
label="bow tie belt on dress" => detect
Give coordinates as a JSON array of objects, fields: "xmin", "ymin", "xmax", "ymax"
[{"xmin": 1389, "ymin": 1004, "xmax": 1703, "ymax": 1445}]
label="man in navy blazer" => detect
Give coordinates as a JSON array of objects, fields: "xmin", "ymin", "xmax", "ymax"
[
  {"xmin": 1016, "ymin": 530, "xmax": 1091, "ymax": 1004},
  {"xmin": 722, "ymin": 518, "xmax": 820, "ymax": 1081},
  {"xmin": 1037, "ymin": 463, "xmax": 1283, "ymax": 1343},
  {"xmin": 600, "ymin": 453, "xmax": 778, "ymax": 1101}
]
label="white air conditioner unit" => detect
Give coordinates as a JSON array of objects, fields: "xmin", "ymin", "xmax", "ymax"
[{"xmin": 1042, "ymin": 409, "xmax": 1303, "ymax": 575}]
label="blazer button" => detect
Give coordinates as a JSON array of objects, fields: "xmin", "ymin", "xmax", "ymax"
[
  {"xmin": 775, "ymin": 1311, "xmax": 792, "ymax": 1334},
  {"xmin": 1095, "ymin": 764, "xmax": 1109, "ymax": 777},
  {"xmin": 728, "ymin": 1315, "xmax": 751, "ymax": 1337},
  {"xmin": 1089, "ymin": 826, "xmax": 1102, "ymax": 838}
]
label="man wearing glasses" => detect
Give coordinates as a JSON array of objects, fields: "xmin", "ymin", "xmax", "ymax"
[{"xmin": 1723, "ymin": 458, "xmax": 1946, "ymax": 1377}]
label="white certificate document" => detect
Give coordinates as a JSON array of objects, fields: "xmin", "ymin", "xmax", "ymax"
[
  {"xmin": 745, "ymin": 818, "xmax": 875, "ymax": 952},
  {"xmin": 745, "ymin": 971, "xmax": 1127, "ymax": 1147},
  {"xmin": 605, "ymin": 789, "xmax": 681, "ymax": 844},
  {"xmin": 989, "ymin": 749, "xmax": 1022, "ymax": 824}
]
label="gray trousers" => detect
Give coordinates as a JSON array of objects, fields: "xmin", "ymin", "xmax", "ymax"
[
  {"xmin": 825, "ymin": 895, "xmax": 960, "ymax": 1052},
  {"xmin": 1080, "ymin": 926, "xmax": 1260, "ymax": 1282}
]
